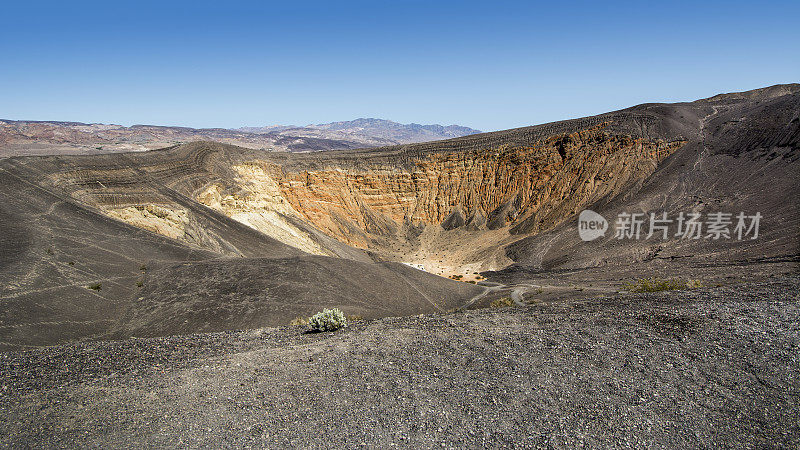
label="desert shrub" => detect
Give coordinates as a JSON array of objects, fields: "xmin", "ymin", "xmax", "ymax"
[
  {"xmin": 308, "ymin": 308, "xmax": 348, "ymax": 332},
  {"xmin": 87, "ymin": 282, "xmax": 102, "ymax": 291},
  {"xmin": 624, "ymin": 278, "xmax": 702, "ymax": 293},
  {"xmin": 490, "ymin": 297, "xmax": 513, "ymax": 308}
]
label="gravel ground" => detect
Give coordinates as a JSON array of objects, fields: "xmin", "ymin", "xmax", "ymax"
[{"xmin": 1, "ymin": 276, "xmax": 798, "ymax": 447}]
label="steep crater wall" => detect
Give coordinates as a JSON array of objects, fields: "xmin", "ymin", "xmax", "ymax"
[
  {"xmin": 197, "ymin": 124, "xmax": 685, "ymax": 274},
  {"xmin": 26, "ymin": 123, "xmax": 686, "ymax": 275}
]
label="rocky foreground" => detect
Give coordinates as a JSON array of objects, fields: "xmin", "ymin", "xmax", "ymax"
[{"xmin": 1, "ymin": 276, "xmax": 798, "ymax": 447}]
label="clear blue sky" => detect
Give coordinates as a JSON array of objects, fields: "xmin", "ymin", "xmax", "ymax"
[{"xmin": 2, "ymin": 0, "xmax": 798, "ymax": 132}]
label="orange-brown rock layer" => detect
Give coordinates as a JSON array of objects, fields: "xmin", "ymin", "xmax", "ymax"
[{"xmin": 253, "ymin": 124, "xmax": 685, "ymax": 247}]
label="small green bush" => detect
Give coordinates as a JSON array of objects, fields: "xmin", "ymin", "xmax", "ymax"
[
  {"xmin": 308, "ymin": 308, "xmax": 348, "ymax": 332},
  {"xmin": 490, "ymin": 297, "xmax": 513, "ymax": 308},
  {"xmin": 87, "ymin": 282, "xmax": 102, "ymax": 291}
]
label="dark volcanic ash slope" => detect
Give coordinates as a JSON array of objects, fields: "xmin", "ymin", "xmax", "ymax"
[
  {"xmin": 500, "ymin": 84, "xmax": 800, "ymax": 275},
  {"xmin": 110, "ymin": 256, "xmax": 478, "ymax": 339},
  {"xmin": 1, "ymin": 277, "xmax": 797, "ymax": 447},
  {"xmin": 0, "ymin": 151, "xmax": 481, "ymax": 350},
  {"xmin": 0, "ymin": 166, "xmax": 216, "ymax": 350}
]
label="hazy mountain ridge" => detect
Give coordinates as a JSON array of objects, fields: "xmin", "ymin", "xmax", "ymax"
[
  {"xmin": 0, "ymin": 120, "xmax": 368, "ymax": 157},
  {"xmin": 238, "ymin": 118, "xmax": 481, "ymax": 145},
  {"xmin": 307, "ymin": 118, "xmax": 482, "ymax": 143},
  {"xmin": 0, "ymin": 117, "xmax": 480, "ymax": 158}
]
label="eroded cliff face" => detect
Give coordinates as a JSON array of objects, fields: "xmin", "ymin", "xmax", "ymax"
[
  {"xmin": 194, "ymin": 124, "xmax": 685, "ymax": 275},
  {"xmin": 275, "ymin": 125, "xmax": 681, "ymax": 236}
]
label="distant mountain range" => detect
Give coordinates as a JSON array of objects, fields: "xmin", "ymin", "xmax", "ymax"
[
  {"xmin": 0, "ymin": 118, "xmax": 481, "ymax": 158},
  {"xmin": 239, "ymin": 118, "xmax": 482, "ymax": 145}
]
